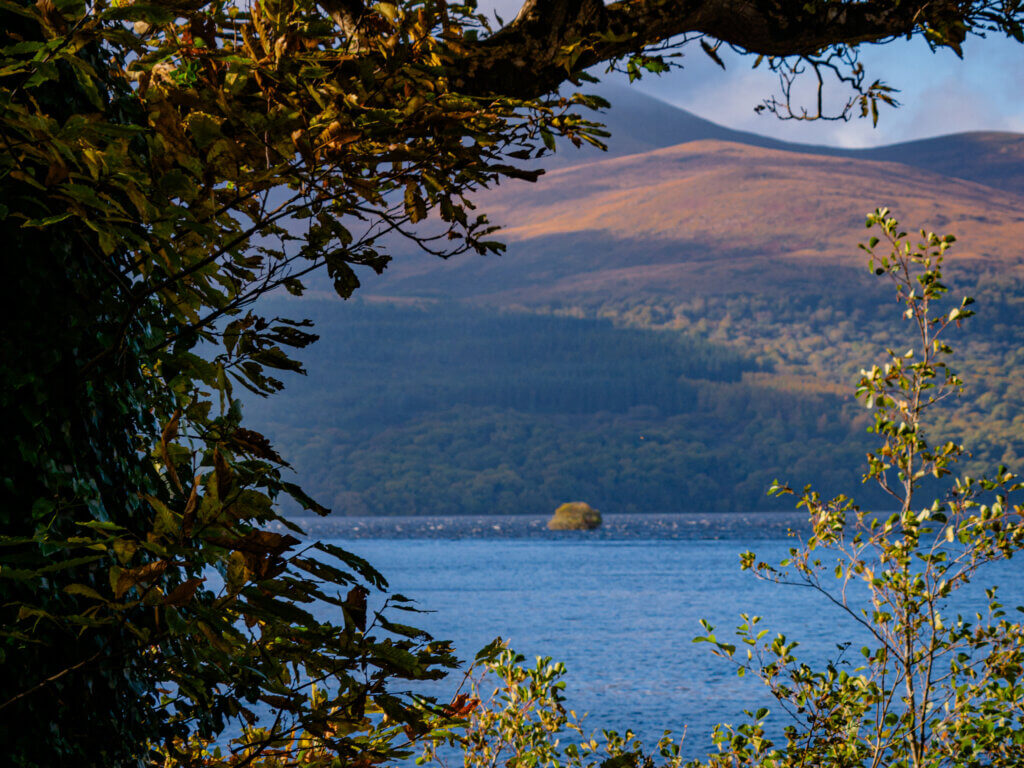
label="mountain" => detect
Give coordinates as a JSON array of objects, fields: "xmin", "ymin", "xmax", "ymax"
[
  {"xmin": 345, "ymin": 85, "xmax": 1024, "ymax": 310},
  {"xmin": 368, "ymin": 137, "xmax": 1024, "ymax": 307},
  {"xmin": 540, "ymin": 84, "xmax": 1024, "ymax": 195},
  {"xmin": 529, "ymin": 84, "xmax": 805, "ymax": 166},
  {"xmin": 858, "ymin": 132, "xmax": 1024, "ymax": 197},
  {"xmin": 249, "ymin": 90, "xmax": 1024, "ymax": 517}
]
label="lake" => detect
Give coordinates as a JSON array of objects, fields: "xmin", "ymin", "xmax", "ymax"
[{"xmin": 284, "ymin": 512, "xmax": 1024, "ymax": 760}]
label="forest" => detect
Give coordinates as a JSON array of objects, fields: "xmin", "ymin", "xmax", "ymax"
[
  {"xmin": 245, "ymin": 280, "xmax": 1024, "ymax": 517},
  {"xmin": 590, "ymin": 265, "xmax": 1024, "ymax": 476},
  {"xmin": 243, "ymin": 299, "xmax": 829, "ymax": 515}
]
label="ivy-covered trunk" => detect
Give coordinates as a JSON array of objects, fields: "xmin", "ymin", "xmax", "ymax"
[{"xmin": 0, "ymin": 14, "xmax": 167, "ymax": 762}]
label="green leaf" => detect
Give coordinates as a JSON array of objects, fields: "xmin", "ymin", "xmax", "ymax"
[
  {"xmin": 21, "ymin": 211, "xmax": 73, "ymax": 228},
  {"xmin": 540, "ymin": 129, "xmax": 556, "ymax": 152},
  {"xmin": 64, "ymin": 583, "xmax": 107, "ymax": 601}
]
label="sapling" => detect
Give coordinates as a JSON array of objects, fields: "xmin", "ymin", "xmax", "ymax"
[{"xmin": 694, "ymin": 210, "xmax": 1024, "ymax": 768}]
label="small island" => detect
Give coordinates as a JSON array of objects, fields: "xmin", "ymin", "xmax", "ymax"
[{"xmin": 547, "ymin": 502, "xmax": 602, "ymax": 531}]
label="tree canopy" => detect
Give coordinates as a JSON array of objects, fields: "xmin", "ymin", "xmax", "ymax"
[{"xmin": 2, "ymin": 0, "xmax": 1023, "ymax": 765}]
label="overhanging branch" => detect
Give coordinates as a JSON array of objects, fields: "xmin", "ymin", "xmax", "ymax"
[{"xmin": 454, "ymin": 0, "xmax": 985, "ymax": 97}]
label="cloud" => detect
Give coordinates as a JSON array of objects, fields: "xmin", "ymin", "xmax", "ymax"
[{"xmin": 609, "ymin": 34, "xmax": 1024, "ymax": 147}]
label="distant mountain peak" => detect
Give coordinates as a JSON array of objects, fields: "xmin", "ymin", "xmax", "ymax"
[
  {"xmin": 554, "ymin": 83, "xmax": 1024, "ymax": 195},
  {"xmin": 543, "ymin": 83, "xmax": 798, "ymax": 166}
]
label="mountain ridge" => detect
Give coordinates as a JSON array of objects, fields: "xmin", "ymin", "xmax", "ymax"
[
  {"xmin": 543, "ymin": 84, "xmax": 1024, "ymax": 196},
  {"xmin": 368, "ymin": 136, "xmax": 1024, "ymax": 307}
]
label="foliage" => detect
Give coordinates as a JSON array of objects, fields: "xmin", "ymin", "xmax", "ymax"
[
  {"xmin": 1, "ymin": 0, "xmax": 599, "ymax": 763},
  {"xmin": 552, "ymin": 272, "xmax": 1024, "ymax": 485},
  {"xmin": 420, "ymin": 641, "xmax": 684, "ymax": 768},
  {"xmin": 2, "ymin": 0, "xmax": 1022, "ymax": 763},
  {"xmin": 235, "ymin": 275, "xmax": 1024, "ymax": 518},
  {"xmin": 692, "ymin": 211, "xmax": 1024, "ymax": 767}
]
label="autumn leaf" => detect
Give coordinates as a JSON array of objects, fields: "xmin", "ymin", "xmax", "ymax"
[
  {"xmin": 231, "ymin": 427, "xmax": 286, "ymax": 464},
  {"xmin": 213, "ymin": 447, "xmax": 233, "ymax": 499},
  {"xmin": 160, "ymin": 409, "xmax": 183, "ymax": 492},
  {"xmin": 162, "ymin": 577, "xmax": 204, "ymax": 607},
  {"xmin": 114, "ymin": 560, "xmax": 170, "ymax": 599},
  {"xmin": 345, "ymin": 585, "xmax": 369, "ymax": 632}
]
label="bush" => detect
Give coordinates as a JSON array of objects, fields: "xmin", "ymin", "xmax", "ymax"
[
  {"xmin": 420, "ymin": 640, "xmax": 683, "ymax": 768},
  {"xmin": 694, "ymin": 210, "xmax": 1024, "ymax": 767}
]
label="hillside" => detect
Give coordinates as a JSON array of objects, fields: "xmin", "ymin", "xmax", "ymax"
[
  {"xmin": 250, "ymin": 92, "xmax": 1024, "ymax": 516},
  {"xmin": 245, "ymin": 301, "xmax": 880, "ymax": 516},
  {"xmin": 370, "ymin": 138, "xmax": 1024, "ymax": 307},
  {"xmin": 247, "ymin": 285, "xmax": 1024, "ymax": 517},
  {"xmin": 358, "ymin": 87, "xmax": 1024, "ymax": 314},
  {"xmin": 859, "ymin": 132, "xmax": 1024, "ymax": 197}
]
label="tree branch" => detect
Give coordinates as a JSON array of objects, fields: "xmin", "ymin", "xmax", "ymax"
[{"xmin": 456, "ymin": 0, "xmax": 981, "ymax": 97}]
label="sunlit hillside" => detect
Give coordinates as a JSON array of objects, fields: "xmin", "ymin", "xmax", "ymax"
[{"xmin": 256, "ymin": 89, "xmax": 1024, "ymax": 516}]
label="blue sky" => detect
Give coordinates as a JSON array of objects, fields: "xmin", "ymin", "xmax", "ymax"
[
  {"xmin": 486, "ymin": 0, "xmax": 1024, "ymax": 148},
  {"xmin": 626, "ymin": 34, "xmax": 1024, "ymax": 147}
]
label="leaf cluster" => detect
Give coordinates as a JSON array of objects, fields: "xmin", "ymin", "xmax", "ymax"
[
  {"xmin": 419, "ymin": 640, "xmax": 684, "ymax": 768},
  {"xmin": 0, "ymin": 0, "xmax": 604, "ymax": 763}
]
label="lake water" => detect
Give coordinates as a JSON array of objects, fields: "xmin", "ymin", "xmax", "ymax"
[{"xmin": 285, "ymin": 512, "xmax": 1024, "ymax": 760}]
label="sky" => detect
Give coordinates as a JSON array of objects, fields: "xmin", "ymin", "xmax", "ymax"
[
  {"xmin": 487, "ymin": 0, "xmax": 1024, "ymax": 148},
  {"xmin": 628, "ymin": 34, "xmax": 1024, "ymax": 148}
]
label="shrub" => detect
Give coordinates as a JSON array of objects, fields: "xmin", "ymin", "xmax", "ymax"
[{"xmin": 694, "ymin": 210, "xmax": 1024, "ymax": 767}]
